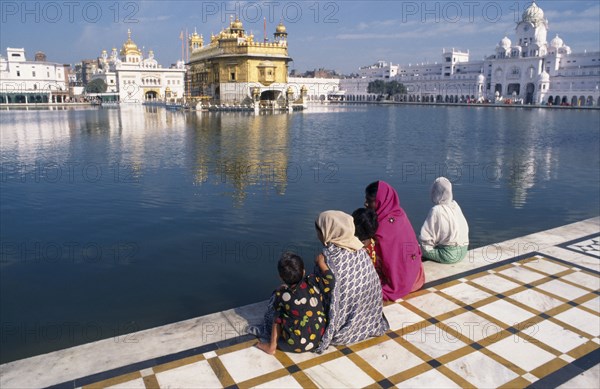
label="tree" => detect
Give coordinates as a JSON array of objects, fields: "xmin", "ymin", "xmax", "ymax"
[
  {"xmin": 385, "ymin": 81, "xmax": 406, "ymax": 98},
  {"xmin": 368, "ymin": 80, "xmax": 407, "ymax": 100},
  {"xmin": 367, "ymin": 80, "xmax": 386, "ymax": 95},
  {"xmin": 86, "ymin": 79, "xmax": 107, "ymax": 93}
]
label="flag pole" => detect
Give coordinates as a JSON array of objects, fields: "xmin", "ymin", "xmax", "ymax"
[{"xmin": 180, "ymin": 30, "xmax": 184, "ymax": 62}]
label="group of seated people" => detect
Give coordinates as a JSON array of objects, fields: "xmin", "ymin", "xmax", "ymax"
[{"xmin": 249, "ymin": 178, "xmax": 469, "ymax": 355}]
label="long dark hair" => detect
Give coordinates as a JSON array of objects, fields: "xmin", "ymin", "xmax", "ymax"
[{"xmin": 365, "ymin": 181, "xmax": 379, "ymax": 202}]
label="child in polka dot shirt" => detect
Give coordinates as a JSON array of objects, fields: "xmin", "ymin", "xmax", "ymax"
[{"xmin": 257, "ymin": 251, "xmax": 335, "ymax": 354}]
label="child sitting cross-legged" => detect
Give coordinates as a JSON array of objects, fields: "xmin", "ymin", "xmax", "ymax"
[{"xmin": 256, "ymin": 251, "xmax": 334, "ymax": 354}]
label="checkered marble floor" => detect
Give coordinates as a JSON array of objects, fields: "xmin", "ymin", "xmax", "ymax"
[{"xmin": 54, "ymin": 248, "xmax": 599, "ymax": 389}]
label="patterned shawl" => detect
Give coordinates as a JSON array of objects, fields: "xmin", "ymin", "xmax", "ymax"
[{"xmin": 316, "ymin": 243, "xmax": 389, "ymax": 353}]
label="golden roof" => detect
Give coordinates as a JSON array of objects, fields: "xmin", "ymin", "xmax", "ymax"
[
  {"xmin": 276, "ymin": 22, "xmax": 287, "ymax": 34},
  {"xmin": 190, "ymin": 29, "xmax": 203, "ymax": 44},
  {"xmin": 231, "ymin": 17, "xmax": 243, "ymax": 30},
  {"xmin": 120, "ymin": 29, "xmax": 142, "ymax": 56}
]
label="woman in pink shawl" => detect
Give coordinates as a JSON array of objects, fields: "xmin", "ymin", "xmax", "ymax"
[{"xmin": 365, "ymin": 181, "xmax": 425, "ymax": 300}]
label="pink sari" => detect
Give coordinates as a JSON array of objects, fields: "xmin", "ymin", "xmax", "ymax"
[{"xmin": 373, "ymin": 181, "xmax": 425, "ymax": 300}]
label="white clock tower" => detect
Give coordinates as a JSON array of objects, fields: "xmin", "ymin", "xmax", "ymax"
[{"xmin": 515, "ymin": 1, "xmax": 548, "ymax": 57}]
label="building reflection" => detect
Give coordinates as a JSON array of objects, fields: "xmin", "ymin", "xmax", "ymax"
[
  {"xmin": 489, "ymin": 110, "xmax": 558, "ymax": 208},
  {"xmin": 187, "ymin": 112, "xmax": 291, "ymax": 205}
]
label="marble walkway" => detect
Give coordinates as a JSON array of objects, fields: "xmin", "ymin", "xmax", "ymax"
[{"xmin": 1, "ymin": 217, "xmax": 598, "ymax": 389}]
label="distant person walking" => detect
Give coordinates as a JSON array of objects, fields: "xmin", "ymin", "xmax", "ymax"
[
  {"xmin": 419, "ymin": 177, "xmax": 469, "ymax": 264},
  {"xmin": 364, "ymin": 181, "xmax": 425, "ymax": 301}
]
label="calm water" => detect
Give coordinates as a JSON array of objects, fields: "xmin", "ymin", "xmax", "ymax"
[{"xmin": 1, "ymin": 104, "xmax": 599, "ymax": 362}]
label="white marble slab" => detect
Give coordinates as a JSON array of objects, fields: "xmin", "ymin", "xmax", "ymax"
[
  {"xmin": 442, "ymin": 311, "xmax": 501, "ymax": 342},
  {"xmin": 529, "ymin": 320, "xmax": 588, "ymax": 353},
  {"xmin": 402, "ymin": 325, "xmax": 467, "ymax": 359},
  {"xmin": 155, "ymin": 360, "xmax": 222, "ymax": 389},
  {"xmin": 439, "ymin": 282, "xmax": 492, "ymax": 305},
  {"xmin": 486, "ymin": 336, "xmax": 555, "ymax": 372},
  {"xmin": 382, "ymin": 303, "xmax": 427, "ymax": 331},
  {"xmin": 404, "ymin": 292, "xmax": 462, "ymax": 317},
  {"xmin": 581, "ymin": 296, "xmax": 600, "ymax": 311},
  {"xmin": 477, "ymin": 299, "xmax": 537, "ymax": 327},
  {"xmin": 561, "ymin": 272, "xmax": 600, "ymax": 291},
  {"xmin": 252, "ymin": 375, "xmax": 303, "ymax": 389},
  {"xmin": 523, "ymin": 256, "xmax": 571, "ymax": 275},
  {"xmin": 221, "ymin": 300, "xmax": 270, "ymax": 335},
  {"xmin": 445, "ymin": 351, "xmax": 519, "ymax": 387},
  {"xmin": 396, "ymin": 368, "xmax": 461, "ymax": 388},
  {"xmin": 218, "ymin": 346, "xmax": 284, "ymax": 383},
  {"xmin": 469, "ymin": 274, "xmax": 521, "ymax": 294},
  {"xmin": 303, "ymin": 357, "xmax": 375, "ymax": 388},
  {"xmin": 356, "ymin": 340, "xmax": 423, "ymax": 377},
  {"xmin": 508, "ymin": 289, "xmax": 564, "ymax": 312},
  {"xmin": 554, "ymin": 307, "xmax": 600, "ymax": 337},
  {"xmin": 498, "ymin": 265, "xmax": 547, "ymax": 284},
  {"xmin": 536, "ymin": 279, "xmax": 590, "ymax": 301}
]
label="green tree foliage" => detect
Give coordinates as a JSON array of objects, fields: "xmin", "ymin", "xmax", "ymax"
[
  {"xmin": 385, "ymin": 81, "xmax": 406, "ymax": 97},
  {"xmin": 367, "ymin": 80, "xmax": 407, "ymax": 100},
  {"xmin": 86, "ymin": 79, "xmax": 107, "ymax": 93},
  {"xmin": 367, "ymin": 79, "xmax": 386, "ymax": 95}
]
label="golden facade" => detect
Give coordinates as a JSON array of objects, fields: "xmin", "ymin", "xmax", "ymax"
[{"xmin": 187, "ymin": 18, "xmax": 292, "ymax": 103}]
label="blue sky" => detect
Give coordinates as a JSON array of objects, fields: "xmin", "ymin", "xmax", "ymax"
[{"xmin": 1, "ymin": 1, "xmax": 599, "ymax": 74}]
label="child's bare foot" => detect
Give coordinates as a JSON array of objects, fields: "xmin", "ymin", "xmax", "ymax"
[{"xmin": 256, "ymin": 341, "xmax": 276, "ymax": 355}]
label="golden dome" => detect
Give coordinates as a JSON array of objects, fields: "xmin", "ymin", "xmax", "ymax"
[
  {"xmin": 120, "ymin": 29, "xmax": 142, "ymax": 56},
  {"xmin": 276, "ymin": 22, "xmax": 287, "ymax": 34},
  {"xmin": 231, "ymin": 17, "xmax": 243, "ymax": 30},
  {"xmin": 189, "ymin": 28, "xmax": 203, "ymax": 48}
]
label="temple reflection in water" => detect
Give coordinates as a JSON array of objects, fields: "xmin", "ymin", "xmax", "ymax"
[{"xmin": 188, "ymin": 112, "xmax": 291, "ymax": 205}]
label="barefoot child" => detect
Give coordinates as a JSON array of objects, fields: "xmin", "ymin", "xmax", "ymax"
[{"xmin": 257, "ymin": 251, "xmax": 334, "ymax": 354}]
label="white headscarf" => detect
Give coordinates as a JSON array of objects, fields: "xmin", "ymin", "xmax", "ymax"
[
  {"xmin": 431, "ymin": 177, "xmax": 453, "ymax": 205},
  {"xmin": 420, "ymin": 177, "xmax": 469, "ymax": 250}
]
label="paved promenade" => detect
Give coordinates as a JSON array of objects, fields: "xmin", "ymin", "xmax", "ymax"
[{"xmin": 1, "ymin": 217, "xmax": 598, "ymax": 388}]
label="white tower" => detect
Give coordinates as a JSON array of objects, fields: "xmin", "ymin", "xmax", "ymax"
[{"xmin": 516, "ymin": 1, "xmax": 548, "ymax": 57}]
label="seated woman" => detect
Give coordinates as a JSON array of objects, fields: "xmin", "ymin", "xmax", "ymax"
[
  {"xmin": 419, "ymin": 177, "xmax": 469, "ymax": 264},
  {"xmin": 365, "ymin": 181, "xmax": 425, "ymax": 301},
  {"xmin": 315, "ymin": 210, "xmax": 389, "ymax": 353}
]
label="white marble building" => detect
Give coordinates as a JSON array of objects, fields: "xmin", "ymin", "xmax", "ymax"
[
  {"xmin": 341, "ymin": 1, "xmax": 600, "ymax": 106},
  {"xmin": 359, "ymin": 61, "xmax": 399, "ymax": 79},
  {"xmin": 0, "ymin": 48, "xmax": 69, "ymax": 103},
  {"xmin": 91, "ymin": 30, "xmax": 185, "ymax": 103}
]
